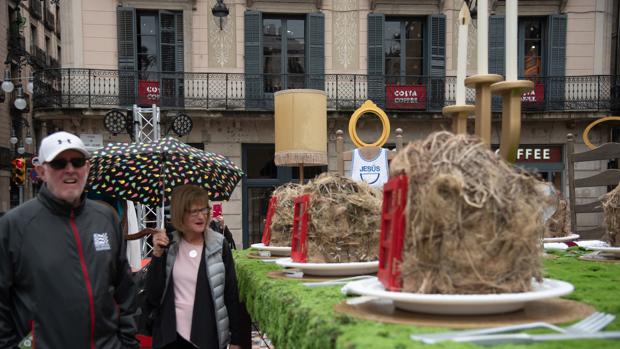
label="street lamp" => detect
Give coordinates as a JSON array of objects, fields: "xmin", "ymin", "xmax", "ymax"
[
  {"xmin": 211, "ymin": 0, "xmax": 229, "ymax": 30},
  {"xmin": 1, "ymin": 70, "xmax": 14, "ymax": 93},
  {"xmin": 14, "ymin": 85, "xmax": 27, "ymax": 110}
]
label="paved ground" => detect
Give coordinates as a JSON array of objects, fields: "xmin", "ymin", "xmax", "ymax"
[{"xmin": 251, "ymin": 329, "xmax": 273, "ymax": 349}]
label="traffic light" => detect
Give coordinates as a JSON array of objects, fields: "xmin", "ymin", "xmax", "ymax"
[{"xmin": 11, "ymin": 158, "xmax": 26, "ymax": 186}]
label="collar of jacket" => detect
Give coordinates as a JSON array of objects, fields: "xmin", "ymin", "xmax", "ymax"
[
  {"xmin": 37, "ymin": 184, "xmax": 87, "ymax": 217},
  {"xmin": 170, "ymin": 228, "xmax": 223, "ymax": 256}
]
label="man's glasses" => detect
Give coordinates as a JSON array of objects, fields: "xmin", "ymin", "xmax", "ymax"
[
  {"xmin": 186, "ymin": 207, "xmax": 211, "ymax": 217},
  {"xmin": 47, "ymin": 157, "xmax": 87, "ymax": 170}
]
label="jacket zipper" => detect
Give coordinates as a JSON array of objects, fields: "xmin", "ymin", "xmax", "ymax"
[{"xmin": 69, "ymin": 210, "xmax": 96, "ymax": 349}]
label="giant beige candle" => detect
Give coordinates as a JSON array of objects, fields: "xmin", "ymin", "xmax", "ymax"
[
  {"xmin": 456, "ymin": 4, "xmax": 470, "ymax": 105},
  {"xmin": 505, "ymin": 0, "xmax": 518, "ymax": 81},
  {"xmin": 477, "ymin": 0, "xmax": 488, "ymax": 74}
]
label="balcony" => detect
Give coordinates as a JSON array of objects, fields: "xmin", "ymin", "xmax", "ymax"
[
  {"xmin": 31, "ymin": 46, "xmax": 48, "ymax": 68},
  {"xmin": 32, "ymin": 69, "xmax": 619, "ymax": 114},
  {"xmin": 29, "ymin": 0, "xmax": 42, "ymax": 20}
]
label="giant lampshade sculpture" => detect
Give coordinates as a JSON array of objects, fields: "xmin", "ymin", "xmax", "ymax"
[{"xmin": 274, "ymin": 89, "xmax": 328, "ymax": 182}]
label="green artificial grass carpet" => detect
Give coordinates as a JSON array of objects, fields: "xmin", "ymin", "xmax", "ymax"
[{"xmin": 234, "ymin": 249, "xmax": 620, "ymax": 349}]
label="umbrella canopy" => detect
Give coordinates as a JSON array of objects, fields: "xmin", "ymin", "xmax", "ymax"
[{"xmin": 87, "ymin": 137, "xmax": 243, "ymax": 206}]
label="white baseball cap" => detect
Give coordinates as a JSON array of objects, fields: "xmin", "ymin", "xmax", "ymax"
[{"xmin": 33, "ymin": 131, "xmax": 91, "ymax": 165}]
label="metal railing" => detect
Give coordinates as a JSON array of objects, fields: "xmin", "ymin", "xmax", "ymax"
[{"xmin": 33, "ymin": 69, "xmax": 620, "ymax": 113}]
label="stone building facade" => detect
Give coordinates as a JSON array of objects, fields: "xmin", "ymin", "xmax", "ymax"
[{"xmin": 4, "ymin": 0, "xmax": 618, "ymax": 246}]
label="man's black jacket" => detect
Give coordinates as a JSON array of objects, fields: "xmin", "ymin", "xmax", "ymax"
[{"xmin": 0, "ymin": 185, "xmax": 139, "ymax": 348}]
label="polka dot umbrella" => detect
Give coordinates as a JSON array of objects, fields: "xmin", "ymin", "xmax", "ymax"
[{"xmin": 87, "ymin": 137, "xmax": 243, "ymax": 206}]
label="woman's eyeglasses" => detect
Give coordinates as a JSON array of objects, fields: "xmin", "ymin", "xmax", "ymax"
[
  {"xmin": 47, "ymin": 157, "xmax": 87, "ymax": 170},
  {"xmin": 186, "ymin": 207, "xmax": 211, "ymax": 217}
]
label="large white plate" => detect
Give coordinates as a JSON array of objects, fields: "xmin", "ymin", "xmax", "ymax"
[
  {"xmin": 542, "ymin": 234, "xmax": 580, "ymax": 243},
  {"xmin": 275, "ymin": 258, "xmax": 379, "ymax": 276},
  {"xmin": 341, "ymin": 277, "xmax": 573, "ymax": 315},
  {"xmin": 586, "ymin": 246, "xmax": 620, "ymax": 256},
  {"xmin": 250, "ymin": 243, "xmax": 291, "ymax": 256}
]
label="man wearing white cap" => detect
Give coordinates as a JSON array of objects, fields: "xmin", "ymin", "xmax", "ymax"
[{"xmin": 0, "ymin": 131, "xmax": 139, "ymax": 348}]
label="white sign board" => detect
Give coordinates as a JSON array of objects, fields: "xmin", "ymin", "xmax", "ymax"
[{"xmin": 80, "ymin": 134, "xmax": 103, "ymax": 151}]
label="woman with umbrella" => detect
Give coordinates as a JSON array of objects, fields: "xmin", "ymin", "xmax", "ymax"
[{"xmin": 145, "ymin": 185, "xmax": 243, "ymax": 349}]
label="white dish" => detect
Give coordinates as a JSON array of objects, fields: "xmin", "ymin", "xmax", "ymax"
[
  {"xmin": 542, "ymin": 234, "xmax": 580, "ymax": 243},
  {"xmin": 585, "ymin": 246, "xmax": 620, "ymax": 256},
  {"xmin": 544, "ymin": 240, "xmax": 609, "ymax": 250},
  {"xmin": 341, "ymin": 277, "xmax": 573, "ymax": 315},
  {"xmin": 250, "ymin": 243, "xmax": 291, "ymax": 256},
  {"xmin": 275, "ymin": 258, "xmax": 379, "ymax": 276}
]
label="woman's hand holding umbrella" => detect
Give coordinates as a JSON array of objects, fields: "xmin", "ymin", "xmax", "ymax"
[{"xmin": 152, "ymin": 229, "xmax": 169, "ymax": 257}]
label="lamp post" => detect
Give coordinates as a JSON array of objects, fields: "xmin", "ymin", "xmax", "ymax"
[{"xmin": 211, "ymin": 0, "xmax": 230, "ymax": 30}]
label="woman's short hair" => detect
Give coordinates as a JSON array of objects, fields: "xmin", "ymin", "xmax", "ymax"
[{"xmin": 170, "ymin": 185, "xmax": 211, "ymax": 233}]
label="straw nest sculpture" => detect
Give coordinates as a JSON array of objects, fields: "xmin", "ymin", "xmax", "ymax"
[
  {"xmin": 390, "ymin": 132, "xmax": 544, "ymax": 294},
  {"xmin": 603, "ymin": 183, "xmax": 620, "ymax": 247},
  {"xmin": 303, "ymin": 173, "xmax": 382, "ymax": 263},
  {"xmin": 545, "ymin": 195, "xmax": 571, "ymax": 238},
  {"xmin": 268, "ymin": 183, "xmax": 304, "ymax": 246}
]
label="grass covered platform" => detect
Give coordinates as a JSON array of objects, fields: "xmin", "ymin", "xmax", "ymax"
[{"xmin": 233, "ymin": 249, "xmax": 620, "ymax": 349}]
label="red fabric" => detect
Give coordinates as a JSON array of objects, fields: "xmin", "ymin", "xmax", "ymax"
[
  {"xmin": 141, "ymin": 258, "xmax": 151, "ymax": 268},
  {"xmin": 137, "ymin": 335, "xmax": 152, "ymax": 348},
  {"xmin": 69, "ymin": 212, "xmax": 96, "ymax": 349}
]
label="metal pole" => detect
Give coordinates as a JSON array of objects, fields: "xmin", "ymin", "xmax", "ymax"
[{"xmin": 18, "ymin": 186, "xmax": 23, "ymax": 205}]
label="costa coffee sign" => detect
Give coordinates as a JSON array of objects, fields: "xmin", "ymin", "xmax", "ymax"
[
  {"xmin": 493, "ymin": 145, "xmax": 563, "ymax": 163},
  {"xmin": 521, "ymin": 83, "xmax": 544, "ymax": 104},
  {"xmin": 386, "ymin": 85, "xmax": 426, "ymax": 110},
  {"xmin": 138, "ymin": 80, "xmax": 160, "ymax": 106}
]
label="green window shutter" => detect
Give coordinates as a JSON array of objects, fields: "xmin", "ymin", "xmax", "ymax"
[
  {"xmin": 175, "ymin": 11, "xmax": 185, "ymax": 107},
  {"xmin": 489, "ymin": 15, "xmax": 504, "ymax": 111},
  {"xmin": 547, "ymin": 14, "xmax": 566, "ymax": 110},
  {"xmin": 175, "ymin": 12, "xmax": 184, "ymax": 72},
  {"xmin": 117, "ymin": 6, "xmax": 136, "ymax": 106},
  {"xmin": 306, "ymin": 12, "xmax": 325, "ymax": 90},
  {"xmin": 159, "ymin": 11, "xmax": 183, "ymax": 107},
  {"xmin": 425, "ymin": 14, "xmax": 446, "ymax": 111},
  {"xmin": 489, "ymin": 16, "xmax": 505, "ymax": 76},
  {"xmin": 245, "ymin": 10, "xmax": 263, "ymax": 108},
  {"xmin": 367, "ymin": 13, "xmax": 385, "ymax": 107}
]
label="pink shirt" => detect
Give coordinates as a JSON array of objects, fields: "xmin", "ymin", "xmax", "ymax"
[{"xmin": 173, "ymin": 238, "xmax": 203, "ymax": 342}]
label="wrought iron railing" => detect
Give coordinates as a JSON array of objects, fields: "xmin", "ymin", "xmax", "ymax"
[{"xmin": 33, "ymin": 69, "xmax": 620, "ymax": 113}]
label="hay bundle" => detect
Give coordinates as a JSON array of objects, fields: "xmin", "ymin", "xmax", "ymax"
[
  {"xmin": 268, "ymin": 183, "xmax": 303, "ymax": 246},
  {"xmin": 304, "ymin": 173, "xmax": 382, "ymax": 263},
  {"xmin": 603, "ymin": 183, "xmax": 620, "ymax": 247},
  {"xmin": 390, "ymin": 132, "xmax": 543, "ymax": 294},
  {"xmin": 545, "ymin": 196, "xmax": 571, "ymax": 238}
]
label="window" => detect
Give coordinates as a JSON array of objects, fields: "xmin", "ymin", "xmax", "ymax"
[
  {"xmin": 521, "ymin": 18, "xmax": 544, "ymax": 78},
  {"xmin": 263, "ymin": 17, "xmax": 305, "ymax": 93},
  {"xmin": 30, "ymin": 25, "xmax": 37, "ymax": 53},
  {"xmin": 384, "ymin": 18, "xmax": 424, "ymax": 85},
  {"xmin": 137, "ymin": 12, "xmax": 158, "ymax": 79}
]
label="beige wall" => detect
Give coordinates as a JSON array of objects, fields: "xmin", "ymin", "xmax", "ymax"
[{"xmin": 60, "ymin": 0, "xmax": 615, "ymax": 77}]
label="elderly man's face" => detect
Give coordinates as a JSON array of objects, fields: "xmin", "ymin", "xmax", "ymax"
[{"xmin": 36, "ymin": 149, "xmax": 91, "ymax": 206}]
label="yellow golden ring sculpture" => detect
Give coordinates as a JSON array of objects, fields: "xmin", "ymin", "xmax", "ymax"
[
  {"xmin": 348, "ymin": 100, "xmax": 391, "ymax": 148},
  {"xmin": 582, "ymin": 116, "xmax": 620, "ymax": 150}
]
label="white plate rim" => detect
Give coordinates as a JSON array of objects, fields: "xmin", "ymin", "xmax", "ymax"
[
  {"xmin": 250, "ymin": 243, "xmax": 292, "ymax": 253},
  {"xmin": 585, "ymin": 246, "xmax": 620, "ymax": 255},
  {"xmin": 275, "ymin": 257, "xmax": 379, "ymax": 270},
  {"xmin": 542, "ymin": 233, "xmax": 580, "ymax": 243},
  {"xmin": 342, "ymin": 277, "xmax": 574, "ymax": 305}
]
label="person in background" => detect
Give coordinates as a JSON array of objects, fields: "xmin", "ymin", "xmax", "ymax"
[
  {"xmin": 146, "ymin": 185, "xmax": 242, "ymax": 349},
  {"xmin": 209, "ymin": 206, "xmax": 237, "ymax": 250},
  {"xmin": 0, "ymin": 131, "xmax": 139, "ymax": 348}
]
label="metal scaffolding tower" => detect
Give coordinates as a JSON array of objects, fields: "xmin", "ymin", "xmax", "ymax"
[{"xmin": 133, "ymin": 104, "xmax": 163, "ymax": 257}]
